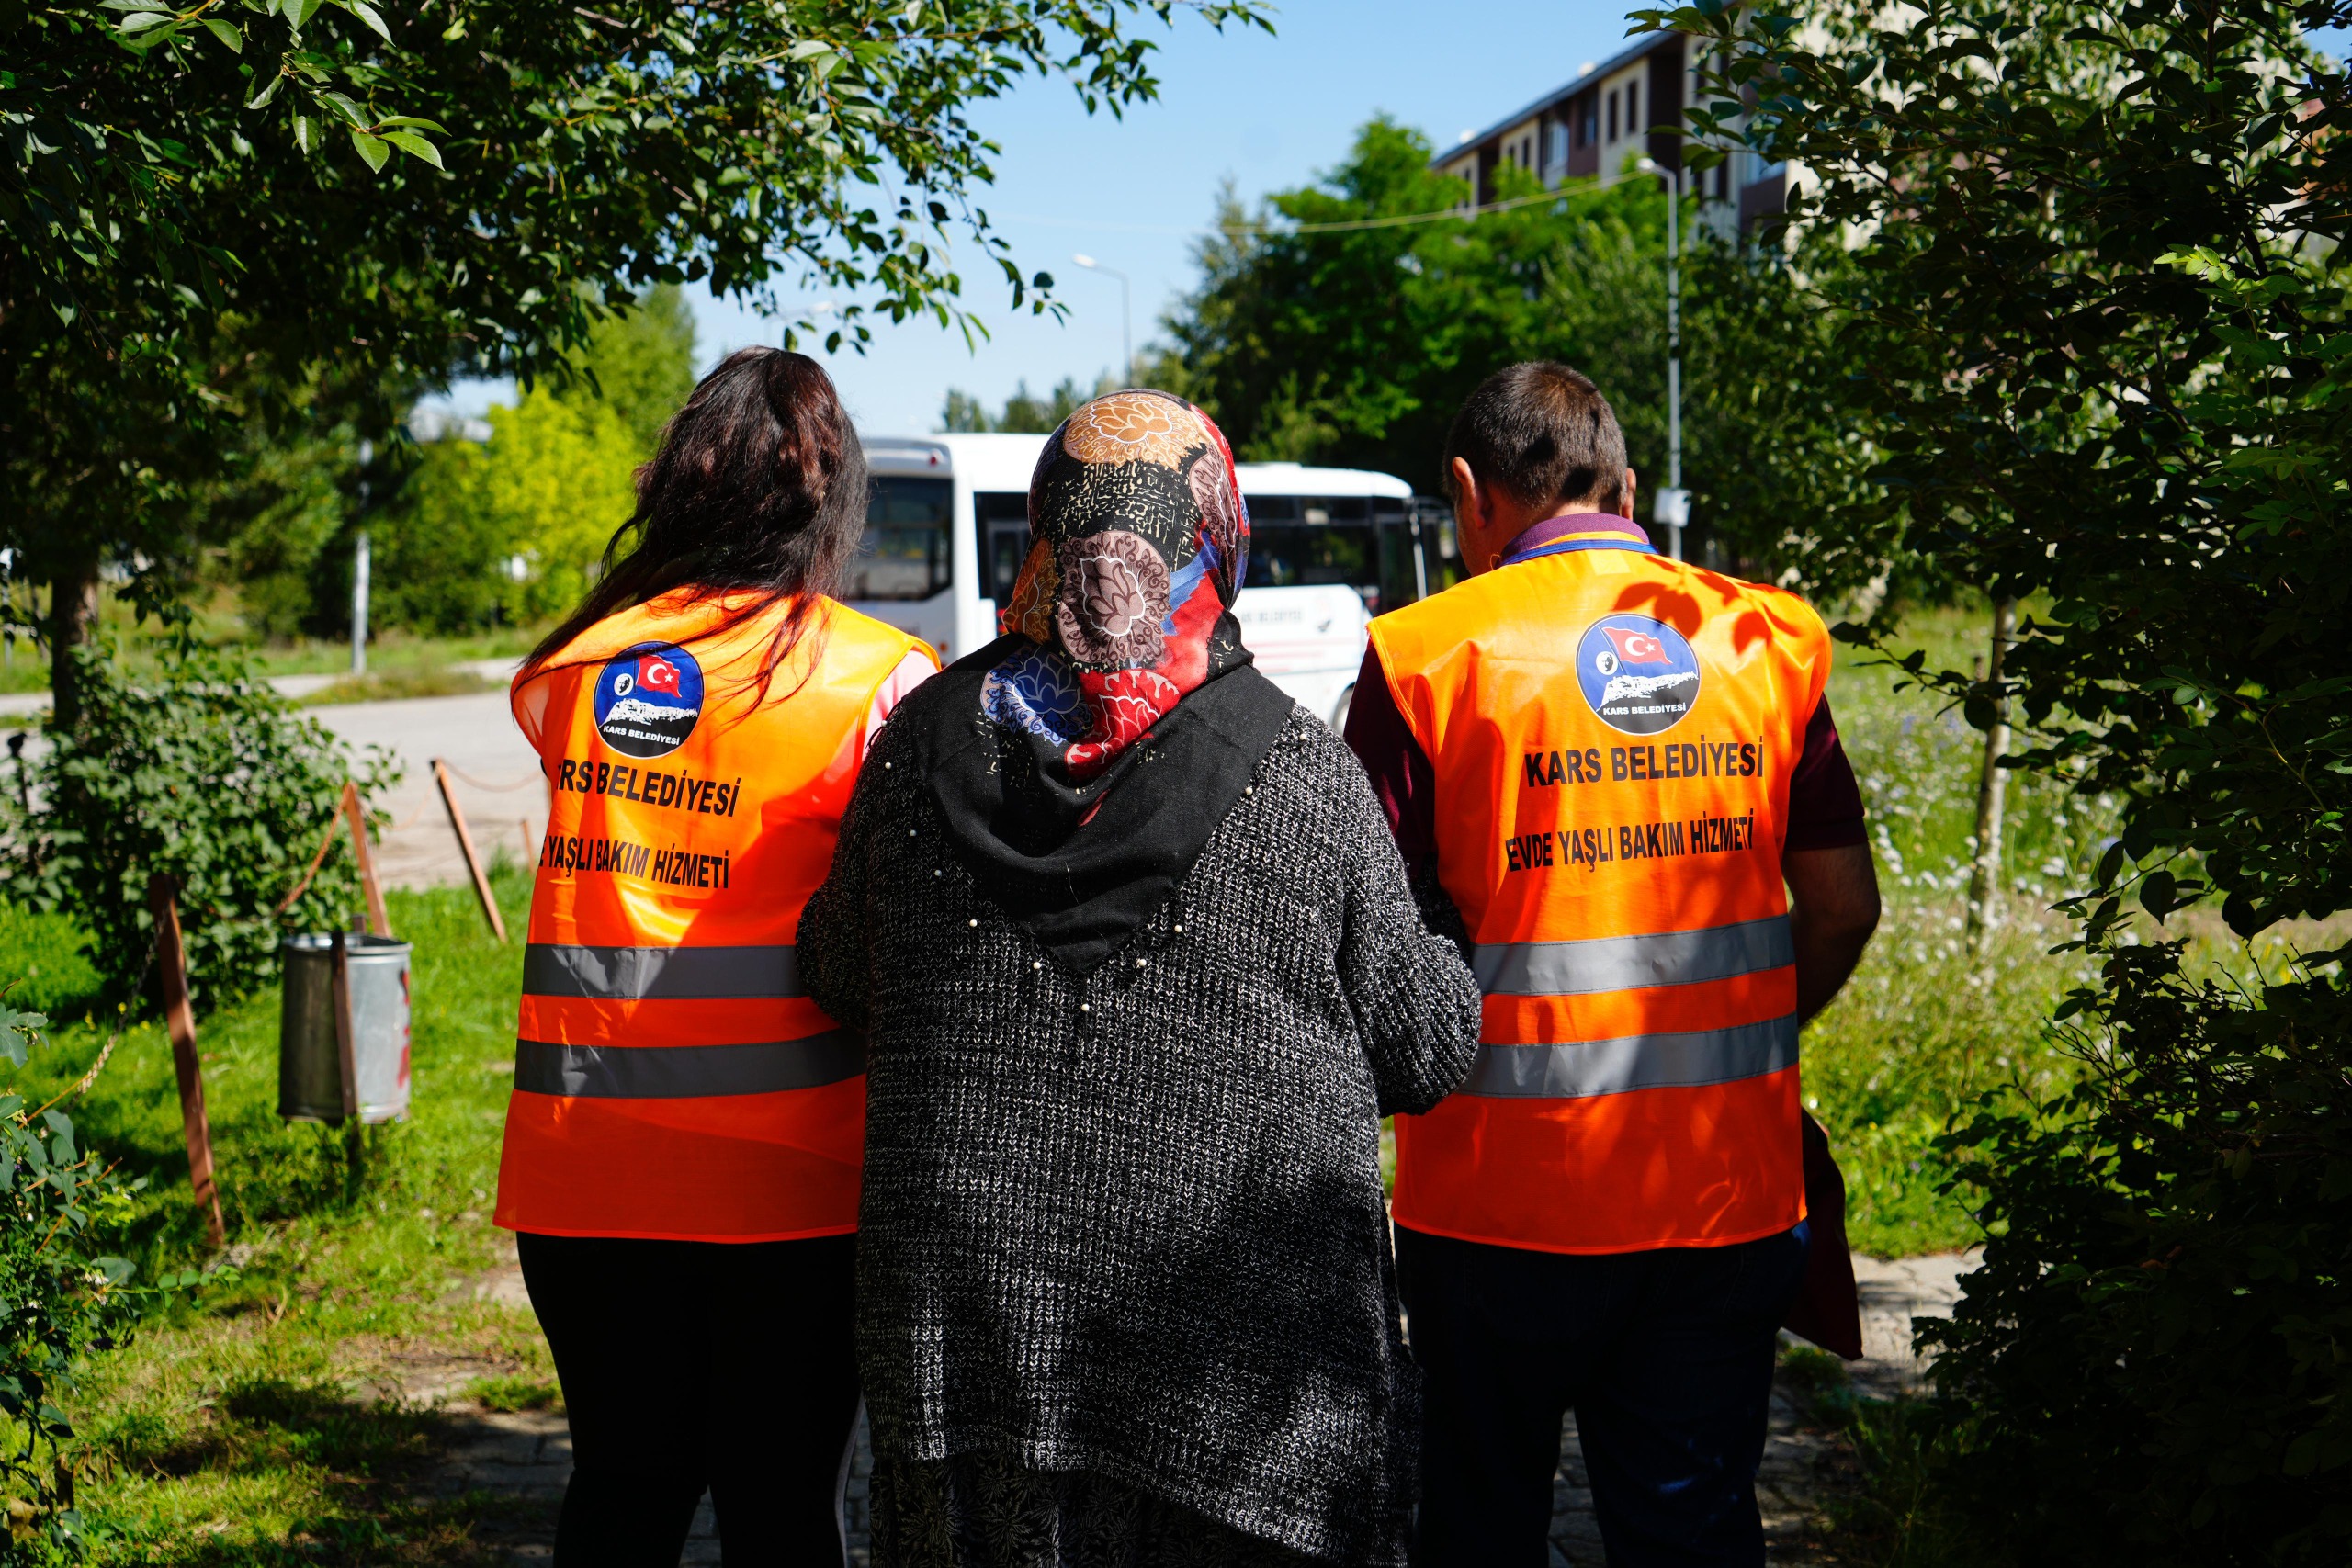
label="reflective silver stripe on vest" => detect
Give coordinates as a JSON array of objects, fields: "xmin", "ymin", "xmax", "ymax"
[
  {"xmin": 1472, "ymin": 915, "xmax": 1793, "ymax": 998},
  {"xmin": 522, "ymin": 943, "xmax": 801, "ymax": 1001},
  {"xmin": 512, "ymin": 1032, "xmax": 864, "ymax": 1098},
  {"xmin": 1457, "ymin": 1014, "xmax": 1798, "ymax": 1100}
]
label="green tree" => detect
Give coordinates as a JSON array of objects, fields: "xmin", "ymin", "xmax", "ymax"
[
  {"xmin": 940, "ymin": 374, "xmax": 1108, "ymax": 433},
  {"xmin": 1155, "ymin": 118, "xmax": 1679, "ymax": 498},
  {"xmin": 380, "ymin": 392, "xmax": 640, "ymax": 633},
  {"xmin": 568, "ymin": 285, "xmax": 698, "ymax": 454},
  {"xmin": 3, "ymin": 0, "xmax": 1272, "ymax": 723},
  {"xmin": 3, "ymin": 642, "xmax": 397, "ymax": 1002},
  {"xmin": 368, "ymin": 283, "xmax": 697, "ymax": 636},
  {"xmin": 1649, "ymin": 0, "xmax": 2352, "ymax": 1556}
]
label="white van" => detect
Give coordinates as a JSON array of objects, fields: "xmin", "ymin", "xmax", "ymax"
[{"xmin": 854, "ymin": 434, "xmax": 1447, "ymax": 726}]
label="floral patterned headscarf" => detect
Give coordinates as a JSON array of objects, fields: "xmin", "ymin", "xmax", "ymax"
[{"xmin": 982, "ymin": 390, "xmax": 1251, "ymax": 784}]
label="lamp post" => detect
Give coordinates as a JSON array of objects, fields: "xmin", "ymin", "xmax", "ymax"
[
  {"xmin": 1071, "ymin": 254, "xmax": 1133, "ymax": 387},
  {"xmin": 1636, "ymin": 156, "xmax": 1690, "ymax": 561},
  {"xmin": 351, "ymin": 438, "xmax": 373, "ymax": 676}
]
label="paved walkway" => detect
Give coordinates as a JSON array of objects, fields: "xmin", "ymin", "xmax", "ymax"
[
  {"xmin": 309, "ymin": 687, "xmax": 544, "ymax": 892},
  {"xmin": 413, "ymin": 1246, "xmax": 1971, "ymax": 1564}
]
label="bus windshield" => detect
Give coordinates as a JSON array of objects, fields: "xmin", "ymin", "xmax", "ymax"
[
  {"xmin": 1242, "ymin": 494, "xmax": 1419, "ymax": 609},
  {"xmin": 849, "ymin": 476, "xmax": 953, "ymax": 601}
]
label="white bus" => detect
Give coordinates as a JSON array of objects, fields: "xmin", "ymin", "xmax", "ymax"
[{"xmin": 854, "ymin": 434, "xmax": 1450, "ymax": 726}]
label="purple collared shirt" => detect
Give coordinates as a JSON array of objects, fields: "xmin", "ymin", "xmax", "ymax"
[{"xmin": 1499, "ymin": 513, "xmax": 1653, "ymax": 562}]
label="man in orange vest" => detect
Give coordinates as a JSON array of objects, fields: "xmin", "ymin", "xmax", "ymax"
[{"xmin": 1344, "ymin": 363, "xmax": 1881, "ymax": 1566}]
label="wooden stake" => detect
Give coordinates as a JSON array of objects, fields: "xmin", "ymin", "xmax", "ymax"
[
  {"xmin": 433, "ymin": 759, "xmax": 508, "ymax": 943},
  {"xmin": 340, "ymin": 781, "xmax": 390, "ymax": 939},
  {"xmin": 146, "ymin": 874, "xmax": 224, "ymax": 1246}
]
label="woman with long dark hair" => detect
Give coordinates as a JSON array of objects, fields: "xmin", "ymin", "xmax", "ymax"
[
  {"xmin": 494, "ymin": 348, "xmax": 934, "ymax": 1565},
  {"xmin": 800, "ymin": 391, "xmax": 1482, "ymax": 1565}
]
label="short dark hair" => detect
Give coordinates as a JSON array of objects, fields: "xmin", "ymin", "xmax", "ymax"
[{"xmin": 1442, "ymin": 362, "xmax": 1628, "ymax": 513}]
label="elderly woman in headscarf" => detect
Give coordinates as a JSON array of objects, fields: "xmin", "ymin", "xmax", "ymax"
[{"xmin": 799, "ymin": 390, "xmax": 1482, "ymax": 1567}]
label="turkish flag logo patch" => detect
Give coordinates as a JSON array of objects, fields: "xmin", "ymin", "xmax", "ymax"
[
  {"xmin": 1600, "ymin": 626, "xmax": 1671, "ymax": 665},
  {"xmin": 1576, "ymin": 615, "xmax": 1702, "ymax": 736}
]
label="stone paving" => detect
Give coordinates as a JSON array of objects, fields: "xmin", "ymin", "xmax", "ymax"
[{"xmin": 411, "ymin": 1244, "xmax": 1969, "ymax": 1564}]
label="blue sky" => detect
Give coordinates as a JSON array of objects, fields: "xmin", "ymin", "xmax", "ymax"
[{"xmin": 432, "ymin": 2, "xmax": 1659, "ymax": 434}]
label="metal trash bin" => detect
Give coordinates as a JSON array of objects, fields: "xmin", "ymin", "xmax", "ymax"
[{"xmin": 279, "ymin": 932, "xmax": 413, "ymax": 1125}]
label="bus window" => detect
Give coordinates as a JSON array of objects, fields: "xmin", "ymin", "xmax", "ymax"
[
  {"xmin": 1374, "ymin": 498, "xmax": 1423, "ymax": 608},
  {"xmin": 850, "ymin": 476, "xmax": 953, "ymax": 601},
  {"xmin": 1242, "ymin": 495, "xmax": 1377, "ymax": 598},
  {"xmin": 974, "ymin": 491, "xmax": 1030, "ymax": 608}
]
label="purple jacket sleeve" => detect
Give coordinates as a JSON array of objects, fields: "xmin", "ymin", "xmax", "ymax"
[
  {"xmin": 1340, "ymin": 644, "xmax": 1439, "ymax": 877},
  {"xmin": 1785, "ymin": 696, "xmax": 1867, "ymax": 852}
]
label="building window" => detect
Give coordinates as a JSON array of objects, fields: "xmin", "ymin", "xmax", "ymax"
[
  {"xmin": 1578, "ymin": 97, "xmax": 1596, "ymax": 147},
  {"xmin": 1545, "ymin": 121, "xmax": 1569, "ymax": 172},
  {"xmin": 1606, "ymin": 90, "xmax": 1618, "ymax": 142},
  {"xmin": 1627, "ymin": 80, "xmax": 1641, "ymax": 139}
]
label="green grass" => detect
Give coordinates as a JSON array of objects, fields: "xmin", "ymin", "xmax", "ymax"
[
  {"xmin": 460, "ymin": 1374, "xmax": 560, "ymax": 1414},
  {"xmin": 1772, "ymin": 1342, "xmax": 1971, "ymax": 1568},
  {"xmin": 298, "ymin": 666, "xmax": 504, "ymax": 706},
  {"xmin": 0, "ymin": 866, "xmax": 554, "ymax": 1565},
  {"xmin": 1798, "ymin": 604, "xmax": 2109, "ymax": 1256}
]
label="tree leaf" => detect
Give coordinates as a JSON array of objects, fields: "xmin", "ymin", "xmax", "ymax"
[
  {"xmin": 379, "ymin": 130, "xmax": 441, "ymax": 169},
  {"xmin": 200, "ymin": 16, "xmax": 242, "ymax": 51},
  {"xmin": 350, "ymin": 130, "xmax": 390, "ymax": 172},
  {"xmin": 345, "ymin": 0, "xmax": 390, "ymax": 42}
]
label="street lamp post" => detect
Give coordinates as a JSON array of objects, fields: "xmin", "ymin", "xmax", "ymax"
[
  {"xmin": 1636, "ymin": 157, "xmax": 1690, "ymax": 562},
  {"xmin": 1071, "ymin": 254, "xmax": 1133, "ymax": 387}
]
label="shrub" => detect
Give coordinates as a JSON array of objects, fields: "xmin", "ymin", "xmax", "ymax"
[
  {"xmin": 0, "ymin": 998, "xmax": 143, "ymax": 1563},
  {"xmin": 1924, "ymin": 946, "xmax": 2352, "ymax": 1562},
  {"xmin": 0, "ymin": 643, "xmax": 397, "ymax": 1006}
]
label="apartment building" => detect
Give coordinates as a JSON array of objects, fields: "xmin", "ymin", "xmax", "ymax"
[{"xmin": 1432, "ymin": 29, "xmax": 1791, "ymax": 232}]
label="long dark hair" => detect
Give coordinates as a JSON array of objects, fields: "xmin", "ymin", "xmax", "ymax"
[{"xmin": 526, "ymin": 347, "xmax": 868, "ymax": 699}]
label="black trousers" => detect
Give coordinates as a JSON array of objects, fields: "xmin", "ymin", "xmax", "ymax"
[
  {"xmin": 516, "ymin": 1231, "xmax": 861, "ymax": 1567},
  {"xmin": 1396, "ymin": 1224, "xmax": 1808, "ymax": 1568}
]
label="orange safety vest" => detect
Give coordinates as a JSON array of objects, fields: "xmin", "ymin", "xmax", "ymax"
[
  {"xmin": 493, "ymin": 590, "xmax": 929, "ymax": 1242},
  {"xmin": 1369, "ymin": 527, "xmax": 1831, "ymax": 1254}
]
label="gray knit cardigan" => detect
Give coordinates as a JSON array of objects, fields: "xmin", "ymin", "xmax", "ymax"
[{"xmin": 799, "ymin": 705, "xmax": 1482, "ymax": 1566}]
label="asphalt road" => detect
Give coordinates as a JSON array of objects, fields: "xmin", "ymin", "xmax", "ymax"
[{"xmin": 311, "ymin": 691, "xmax": 544, "ymax": 891}]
